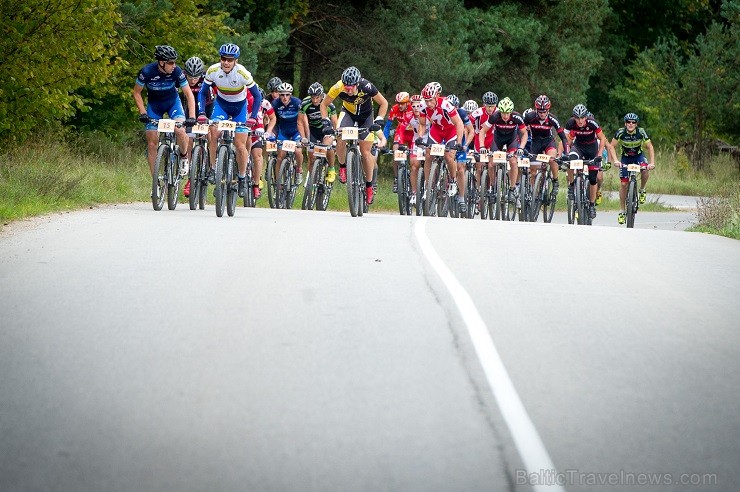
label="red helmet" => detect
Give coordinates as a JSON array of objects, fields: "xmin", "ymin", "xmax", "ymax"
[
  {"xmin": 534, "ymin": 95, "xmax": 551, "ymax": 111},
  {"xmin": 410, "ymin": 94, "xmax": 422, "ymax": 103},
  {"xmin": 395, "ymin": 91, "xmax": 410, "ymax": 103},
  {"xmin": 421, "ymin": 82, "xmax": 441, "ymax": 100}
]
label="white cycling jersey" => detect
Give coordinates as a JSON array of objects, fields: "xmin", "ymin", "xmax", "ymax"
[{"xmin": 203, "ymin": 63, "xmax": 256, "ymax": 103}]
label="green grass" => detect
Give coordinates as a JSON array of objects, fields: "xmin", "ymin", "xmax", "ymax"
[
  {"xmin": 687, "ymin": 183, "xmax": 740, "ymax": 240},
  {"xmin": 1, "ymin": 137, "xmax": 736, "ymax": 227}
]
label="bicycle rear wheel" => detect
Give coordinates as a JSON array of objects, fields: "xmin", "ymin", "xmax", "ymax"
[
  {"xmin": 626, "ymin": 179, "xmax": 637, "ymax": 228},
  {"xmin": 152, "ymin": 145, "xmax": 168, "ymax": 211},
  {"xmin": 226, "ymin": 152, "xmax": 237, "ymax": 217},
  {"xmin": 480, "ymin": 171, "xmax": 489, "ymax": 220},
  {"xmin": 574, "ymin": 175, "xmax": 586, "ymax": 225},
  {"xmin": 397, "ymin": 165, "xmax": 409, "ymax": 215},
  {"xmin": 543, "ymin": 174, "xmax": 555, "ymax": 223},
  {"xmin": 531, "ymin": 172, "xmax": 544, "ymax": 222},
  {"xmin": 266, "ymin": 156, "xmax": 278, "ymax": 208},
  {"xmin": 167, "ymin": 152, "xmax": 179, "ymax": 211},
  {"xmin": 277, "ymin": 158, "xmax": 292, "ymax": 209},
  {"xmin": 303, "ymin": 158, "xmax": 319, "ymax": 210},
  {"xmin": 214, "ymin": 145, "xmax": 228, "ymax": 217},
  {"xmin": 415, "ymin": 167, "xmax": 425, "ymax": 216},
  {"xmin": 243, "ymin": 157, "xmax": 256, "ymax": 208}
]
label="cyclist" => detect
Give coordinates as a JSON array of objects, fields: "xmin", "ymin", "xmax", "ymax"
[
  {"xmin": 197, "ymin": 43, "xmax": 262, "ymax": 198},
  {"xmin": 265, "ymin": 77, "xmax": 283, "ymax": 104},
  {"xmin": 271, "ymin": 82, "xmax": 308, "ymax": 184},
  {"xmin": 564, "ymin": 103, "xmax": 610, "ymax": 219},
  {"xmin": 586, "ymin": 111, "xmax": 610, "ymax": 206},
  {"xmin": 250, "ymin": 87, "xmax": 276, "ymax": 200},
  {"xmin": 610, "ymin": 112, "xmax": 655, "ymax": 224},
  {"xmin": 132, "ymin": 45, "xmax": 196, "ymax": 183},
  {"xmin": 384, "ymin": 91, "xmax": 414, "ymax": 192},
  {"xmin": 181, "ymin": 56, "xmax": 215, "ymax": 198},
  {"xmin": 522, "ymin": 94, "xmax": 568, "ymax": 199},
  {"xmin": 320, "ymin": 66, "xmax": 389, "ymax": 205},
  {"xmin": 446, "ymin": 94, "xmax": 475, "ymax": 151},
  {"xmin": 419, "ymin": 81, "xmax": 467, "ymax": 212},
  {"xmin": 477, "ymin": 97, "xmax": 528, "ymax": 204},
  {"xmin": 469, "ymin": 92, "xmax": 497, "ymax": 195},
  {"xmin": 301, "ymin": 82, "xmax": 339, "ymax": 183},
  {"xmin": 408, "ymin": 94, "xmax": 428, "ymax": 206}
]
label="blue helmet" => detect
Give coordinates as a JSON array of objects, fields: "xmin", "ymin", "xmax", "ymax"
[
  {"xmin": 624, "ymin": 112, "xmax": 639, "ymax": 122},
  {"xmin": 219, "ymin": 43, "xmax": 240, "ymax": 58}
]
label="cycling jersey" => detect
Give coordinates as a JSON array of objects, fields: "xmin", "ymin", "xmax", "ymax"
[
  {"xmin": 135, "ymin": 62, "xmax": 187, "ymax": 103},
  {"xmin": 470, "ymin": 107, "xmax": 494, "ymax": 152},
  {"xmin": 327, "ymin": 78, "xmax": 379, "ymax": 121},
  {"xmin": 384, "ymin": 103, "xmax": 413, "ymax": 138},
  {"xmin": 393, "ymin": 110, "xmax": 417, "ymax": 147},
  {"xmin": 564, "ymin": 117, "xmax": 603, "ymax": 146},
  {"xmin": 272, "ymin": 95, "xmax": 303, "ymax": 138},
  {"xmin": 523, "ymin": 111, "xmax": 567, "ymax": 154},
  {"xmin": 300, "ymin": 97, "xmax": 337, "ymax": 129},
  {"xmin": 424, "ymin": 96, "xmax": 460, "ymax": 145},
  {"xmin": 182, "ymin": 77, "xmax": 215, "ymax": 117},
  {"xmin": 613, "ymin": 127, "xmax": 651, "ymax": 157},
  {"xmin": 483, "ymin": 110, "xmax": 526, "ymax": 139},
  {"xmin": 200, "ymin": 62, "xmax": 261, "ymax": 119}
]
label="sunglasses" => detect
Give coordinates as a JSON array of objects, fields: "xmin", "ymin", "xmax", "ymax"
[
  {"xmin": 220, "ymin": 57, "xmax": 235, "ymax": 62},
  {"xmin": 163, "ymin": 60, "xmax": 176, "ymax": 66},
  {"xmin": 344, "ymin": 85, "xmax": 357, "ymax": 91},
  {"xmin": 424, "ymin": 98, "xmax": 435, "ymax": 102},
  {"xmin": 537, "ymin": 110, "xmax": 548, "ymax": 114},
  {"xmin": 626, "ymin": 120, "xmax": 637, "ymax": 124},
  {"xmin": 279, "ymin": 93, "xmax": 292, "ymax": 97}
]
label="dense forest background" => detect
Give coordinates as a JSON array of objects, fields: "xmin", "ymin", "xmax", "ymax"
[{"xmin": 1, "ymin": 0, "xmax": 738, "ymax": 168}]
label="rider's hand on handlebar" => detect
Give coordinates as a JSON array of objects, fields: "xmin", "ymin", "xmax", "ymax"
[
  {"xmin": 516, "ymin": 148, "xmax": 524, "ymax": 157},
  {"xmin": 246, "ymin": 117, "xmax": 258, "ymax": 128},
  {"xmin": 185, "ymin": 117, "xmax": 196, "ymax": 127},
  {"xmin": 139, "ymin": 113, "xmax": 149, "ymax": 123},
  {"xmin": 197, "ymin": 114, "xmax": 208, "ymax": 124}
]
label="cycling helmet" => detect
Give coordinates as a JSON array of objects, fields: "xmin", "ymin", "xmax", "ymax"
[
  {"xmin": 410, "ymin": 94, "xmax": 424, "ymax": 111},
  {"xmin": 624, "ymin": 112, "xmax": 639, "ymax": 122},
  {"xmin": 463, "ymin": 100, "xmax": 479, "ymax": 112},
  {"xmin": 410, "ymin": 94, "xmax": 423, "ymax": 103},
  {"xmin": 482, "ymin": 91, "xmax": 498, "ymax": 105},
  {"xmin": 154, "ymin": 45, "xmax": 178, "ymax": 61},
  {"xmin": 267, "ymin": 77, "xmax": 282, "ymax": 92},
  {"xmin": 307, "ymin": 82, "xmax": 324, "ymax": 96},
  {"xmin": 396, "ymin": 91, "xmax": 410, "ymax": 103},
  {"xmin": 572, "ymin": 104, "xmax": 589, "ymax": 117},
  {"xmin": 258, "ymin": 87, "xmax": 266, "ymax": 99},
  {"xmin": 534, "ymin": 94, "xmax": 551, "ymax": 111},
  {"xmin": 219, "ymin": 43, "xmax": 240, "ymax": 58},
  {"xmin": 341, "ymin": 66, "xmax": 361, "ymax": 86},
  {"xmin": 184, "ymin": 56, "xmax": 204, "ymax": 77},
  {"xmin": 498, "ymin": 97, "xmax": 514, "ymax": 113},
  {"xmin": 421, "ymin": 82, "xmax": 441, "ymax": 100},
  {"xmin": 446, "ymin": 94, "xmax": 460, "ymax": 107},
  {"xmin": 277, "ymin": 82, "xmax": 293, "ymax": 94}
]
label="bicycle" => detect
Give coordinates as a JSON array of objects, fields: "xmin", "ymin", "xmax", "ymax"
[
  {"xmin": 242, "ymin": 151, "xmax": 257, "ymax": 208},
  {"xmin": 213, "ymin": 120, "xmax": 250, "ymax": 218},
  {"xmin": 424, "ymin": 142, "xmax": 456, "ymax": 217},
  {"xmin": 462, "ymin": 153, "xmax": 478, "ymax": 219},
  {"xmin": 623, "ymin": 162, "xmax": 644, "ymax": 228},
  {"xmin": 393, "ymin": 145, "xmax": 412, "ymax": 215},
  {"xmin": 302, "ymin": 141, "xmax": 335, "ymax": 211},
  {"xmin": 150, "ymin": 118, "xmax": 185, "ymax": 211},
  {"xmin": 275, "ymin": 139, "xmax": 303, "ymax": 210},
  {"xmin": 566, "ymin": 157, "xmax": 600, "ymax": 226},
  {"xmin": 527, "ymin": 152, "xmax": 561, "ymax": 223},
  {"xmin": 511, "ymin": 154, "xmax": 534, "ymax": 222},
  {"xmin": 413, "ymin": 146, "xmax": 426, "ymax": 216},
  {"xmin": 481, "ymin": 150, "xmax": 513, "ymax": 221},
  {"xmin": 265, "ymin": 139, "xmax": 279, "ymax": 208},
  {"xmin": 340, "ymin": 126, "xmax": 370, "ymax": 217},
  {"xmin": 188, "ymin": 121, "xmax": 210, "ymax": 210}
]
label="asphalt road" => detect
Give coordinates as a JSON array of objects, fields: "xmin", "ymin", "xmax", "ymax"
[{"xmin": 1, "ymin": 203, "xmax": 737, "ymax": 491}]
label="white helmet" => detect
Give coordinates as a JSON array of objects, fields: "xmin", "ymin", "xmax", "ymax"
[{"xmin": 463, "ymin": 100, "xmax": 479, "ymax": 112}]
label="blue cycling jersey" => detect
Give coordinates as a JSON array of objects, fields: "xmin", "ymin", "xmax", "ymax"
[
  {"xmin": 272, "ymin": 96, "xmax": 303, "ymax": 136},
  {"xmin": 135, "ymin": 62, "xmax": 187, "ymax": 103}
]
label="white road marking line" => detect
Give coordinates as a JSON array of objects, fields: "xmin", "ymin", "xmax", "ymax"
[{"xmin": 414, "ymin": 217, "xmax": 565, "ymax": 492}]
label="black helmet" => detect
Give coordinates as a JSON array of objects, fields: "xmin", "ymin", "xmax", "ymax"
[
  {"xmin": 482, "ymin": 92, "xmax": 498, "ymax": 105},
  {"xmin": 267, "ymin": 77, "xmax": 283, "ymax": 92},
  {"xmin": 307, "ymin": 82, "xmax": 324, "ymax": 96},
  {"xmin": 154, "ymin": 45, "xmax": 178, "ymax": 61}
]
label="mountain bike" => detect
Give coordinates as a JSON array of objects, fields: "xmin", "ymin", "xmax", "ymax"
[
  {"xmin": 302, "ymin": 141, "xmax": 334, "ymax": 211},
  {"xmin": 624, "ymin": 162, "xmax": 644, "ymax": 228},
  {"xmin": 566, "ymin": 157, "xmax": 599, "ymax": 226},
  {"xmin": 242, "ymin": 151, "xmax": 257, "ymax": 208},
  {"xmin": 188, "ymin": 122, "xmax": 210, "ymax": 210},
  {"xmin": 213, "ymin": 120, "xmax": 249, "ymax": 218},
  {"xmin": 424, "ymin": 142, "xmax": 456, "ymax": 217},
  {"xmin": 275, "ymin": 139, "xmax": 303, "ymax": 210},
  {"xmin": 483, "ymin": 150, "xmax": 513, "ymax": 221},
  {"xmin": 265, "ymin": 139, "xmax": 279, "ymax": 208},
  {"xmin": 462, "ymin": 153, "xmax": 478, "ymax": 219},
  {"xmin": 341, "ymin": 126, "xmax": 370, "ymax": 217},
  {"xmin": 414, "ymin": 147, "xmax": 426, "ymax": 216},
  {"xmin": 150, "ymin": 118, "xmax": 185, "ymax": 211},
  {"xmin": 527, "ymin": 152, "xmax": 561, "ymax": 223},
  {"xmin": 394, "ymin": 145, "xmax": 412, "ymax": 215}
]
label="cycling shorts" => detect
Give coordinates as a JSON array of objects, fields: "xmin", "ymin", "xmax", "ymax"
[
  {"xmin": 531, "ymin": 138, "xmax": 557, "ymax": 155},
  {"xmin": 212, "ymin": 97, "xmax": 249, "ymax": 133},
  {"xmin": 492, "ymin": 133, "xmax": 518, "ymax": 153},
  {"xmin": 428, "ymin": 125, "xmax": 457, "ymax": 146},
  {"xmin": 619, "ymin": 154, "xmax": 648, "ymax": 182},
  {"xmin": 277, "ymin": 129, "xmax": 302, "ymax": 142},
  {"xmin": 338, "ymin": 111, "xmax": 375, "ymax": 142},
  {"xmin": 145, "ymin": 98, "xmax": 185, "ymax": 131}
]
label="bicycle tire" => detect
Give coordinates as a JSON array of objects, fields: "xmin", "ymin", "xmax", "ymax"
[
  {"xmin": 531, "ymin": 171, "xmax": 544, "ymax": 222},
  {"xmin": 214, "ymin": 145, "xmax": 228, "ymax": 217},
  {"xmin": 574, "ymin": 175, "xmax": 586, "ymax": 225},
  {"xmin": 198, "ymin": 147, "xmax": 209, "ymax": 210},
  {"xmin": 505, "ymin": 174, "xmax": 518, "ymax": 222},
  {"xmin": 277, "ymin": 157, "xmax": 292, "ymax": 210},
  {"xmin": 425, "ymin": 161, "xmax": 439, "ymax": 217},
  {"xmin": 189, "ymin": 144, "xmax": 202, "ymax": 210},
  {"xmin": 626, "ymin": 179, "xmax": 637, "ymax": 228},
  {"xmin": 316, "ymin": 159, "xmax": 332, "ymax": 211},
  {"xmin": 544, "ymin": 174, "xmax": 555, "ymax": 223},
  {"xmin": 303, "ymin": 158, "xmax": 319, "ymax": 210},
  {"xmin": 397, "ymin": 165, "xmax": 409, "ymax": 215},
  {"xmin": 243, "ymin": 157, "xmax": 256, "ymax": 208},
  {"xmin": 346, "ymin": 148, "xmax": 360, "ymax": 217},
  {"xmin": 286, "ymin": 158, "xmax": 299, "ymax": 210},
  {"xmin": 493, "ymin": 166, "xmax": 503, "ymax": 220},
  {"xmin": 415, "ymin": 167, "xmax": 425, "ymax": 216},
  {"xmin": 227, "ymin": 152, "xmax": 238, "ymax": 217},
  {"xmin": 437, "ymin": 163, "xmax": 449, "ymax": 218},
  {"xmin": 465, "ymin": 169, "xmax": 476, "ymax": 219},
  {"xmin": 480, "ymin": 171, "xmax": 490, "ymax": 220},
  {"xmin": 152, "ymin": 144, "xmax": 168, "ymax": 211},
  {"xmin": 166, "ymin": 149, "xmax": 179, "ymax": 211},
  {"xmin": 266, "ymin": 156, "xmax": 278, "ymax": 208},
  {"xmin": 517, "ymin": 172, "xmax": 527, "ymax": 222}
]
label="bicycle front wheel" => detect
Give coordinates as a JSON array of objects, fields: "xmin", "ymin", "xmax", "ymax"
[
  {"xmin": 243, "ymin": 157, "xmax": 256, "ymax": 208},
  {"xmin": 415, "ymin": 166, "xmax": 425, "ymax": 216},
  {"xmin": 346, "ymin": 148, "xmax": 361, "ymax": 217},
  {"xmin": 303, "ymin": 158, "xmax": 319, "ymax": 210},
  {"xmin": 167, "ymin": 152, "xmax": 179, "ymax": 211},
  {"xmin": 626, "ymin": 179, "xmax": 637, "ymax": 228},
  {"xmin": 480, "ymin": 171, "xmax": 490, "ymax": 220},
  {"xmin": 425, "ymin": 161, "xmax": 440, "ymax": 217},
  {"xmin": 189, "ymin": 144, "xmax": 202, "ymax": 210},
  {"xmin": 214, "ymin": 145, "xmax": 228, "ymax": 217},
  {"xmin": 574, "ymin": 175, "xmax": 586, "ymax": 225},
  {"xmin": 277, "ymin": 158, "xmax": 292, "ymax": 209},
  {"xmin": 152, "ymin": 144, "xmax": 168, "ymax": 211},
  {"xmin": 266, "ymin": 156, "xmax": 278, "ymax": 208},
  {"xmin": 543, "ymin": 174, "xmax": 555, "ymax": 223},
  {"xmin": 397, "ymin": 164, "xmax": 409, "ymax": 215},
  {"xmin": 316, "ymin": 159, "xmax": 332, "ymax": 211},
  {"xmin": 531, "ymin": 172, "xmax": 544, "ymax": 222},
  {"xmin": 226, "ymin": 152, "xmax": 237, "ymax": 217}
]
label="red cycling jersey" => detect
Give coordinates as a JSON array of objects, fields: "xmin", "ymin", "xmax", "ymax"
[
  {"xmin": 424, "ymin": 97, "xmax": 459, "ymax": 144},
  {"xmin": 470, "ymin": 107, "xmax": 494, "ymax": 151}
]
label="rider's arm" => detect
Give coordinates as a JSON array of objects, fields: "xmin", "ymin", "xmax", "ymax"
[
  {"xmin": 265, "ymin": 111, "xmax": 277, "ymax": 136},
  {"xmin": 464, "ymin": 122, "xmax": 475, "ymax": 149},
  {"xmin": 519, "ymin": 126, "xmax": 528, "ymax": 149},
  {"xmin": 247, "ymin": 85, "xmax": 261, "ymax": 119},
  {"xmin": 608, "ymin": 138, "xmax": 620, "ymax": 165},
  {"xmin": 452, "ymin": 114, "xmax": 464, "ymax": 146},
  {"xmin": 596, "ymin": 130, "xmax": 607, "ymax": 158},
  {"xmin": 181, "ymin": 84, "xmax": 196, "ymax": 119},
  {"xmin": 383, "ymin": 119, "xmax": 393, "ymax": 139},
  {"xmin": 645, "ymin": 140, "xmax": 656, "ymax": 167},
  {"xmin": 373, "ymin": 92, "xmax": 389, "ymax": 120},
  {"xmin": 198, "ymin": 80, "xmax": 212, "ymax": 116},
  {"xmin": 132, "ymin": 84, "xmax": 147, "ymax": 115},
  {"xmin": 298, "ymin": 112, "xmax": 309, "ymax": 139},
  {"xmin": 478, "ymin": 122, "xmax": 490, "ymax": 149}
]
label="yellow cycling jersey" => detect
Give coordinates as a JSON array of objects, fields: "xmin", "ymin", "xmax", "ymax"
[{"xmin": 327, "ymin": 79, "xmax": 378, "ymax": 120}]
